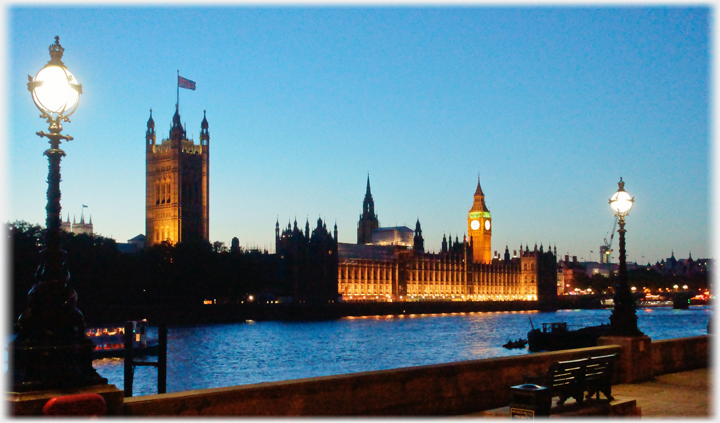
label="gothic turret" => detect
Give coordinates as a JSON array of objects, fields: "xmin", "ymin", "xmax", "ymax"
[
  {"xmin": 169, "ymin": 104, "xmax": 186, "ymax": 145},
  {"xmin": 200, "ymin": 110, "xmax": 210, "ymax": 146},
  {"xmin": 413, "ymin": 218, "xmax": 424, "ymax": 253},
  {"xmin": 357, "ymin": 174, "xmax": 379, "ymax": 244},
  {"xmin": 146, "ymin": 109, "xmax": 156, "ymax": 151}
]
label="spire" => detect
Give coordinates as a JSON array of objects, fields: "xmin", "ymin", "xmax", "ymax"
[
  {"xmin": 146, "ymin": 109, "xmax": 156, "ymax": 149},
  {"xmin": 147, "ymin": 109, "xmax": 155, "ymax": 129},
  {"xmin": 413, "ymin": 219, "xmax": 425, "ymax": 253},
  {"xmin": 361, "ymin": 174, "xmax": 376, "ymax": 220},
  {"xmin": 474, "ymin": 175, "xmax": 484, "ymax": 197},
  {"xmin": 172, "ymin": 104, "xmax": 181, "ymax": 128},
  {"xmin": 170, "ymin": 103, "xmax": 185, "ymax": 142},
  {"xmin": 200, "ymin": 109, "xmax": 210, "ymax": 145}
]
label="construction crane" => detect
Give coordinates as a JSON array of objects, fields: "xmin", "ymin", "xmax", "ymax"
[{"xmin": 601, "ymin": 216, "xmax": 618, "ymax": 263}]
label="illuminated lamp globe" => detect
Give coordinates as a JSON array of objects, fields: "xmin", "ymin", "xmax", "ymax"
[
  {"xmin": 609, "ymin": 179, "xmax": 634, "ymax": 216},
  {"xmin": 30, "ymin": 65, "xmax": 81, "ymax": 118}
]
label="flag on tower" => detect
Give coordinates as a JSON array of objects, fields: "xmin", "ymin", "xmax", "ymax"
[
  {"xmin": 178, "ymin": 75, "xmax": 196, "ymax": 90},
  {"xmin": 82, "ymin": 204, "xmax": 88, "ymax": 208}
]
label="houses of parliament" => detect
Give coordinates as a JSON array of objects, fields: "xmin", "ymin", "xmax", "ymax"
[
  {"xmin": 336, "ymin": 177, "xmax": 557, "ymax": 303},
  {"xmin": 143, "ymin": 104, "xmax": 556, "ymax": 304}
]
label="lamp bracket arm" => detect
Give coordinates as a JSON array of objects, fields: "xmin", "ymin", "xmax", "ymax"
[{"xmin": 36, "ymin": 130, "xmax": 73, "ymax": 142}]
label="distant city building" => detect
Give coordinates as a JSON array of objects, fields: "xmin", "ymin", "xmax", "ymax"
[
  {"xmin": 653, "ymin": 251, "xmax": 711, "ymax": 277},
  {"xmin": 117, "ymin": 234, "xmax": 146, "ymax": 254},
  {"xmin": 145, "ymin": 106, "xmax": 209, "ymax": 247},
  {"xmin": 338, "ymin": 178, "xmax": 558, "ymax": 303},
  {"xmin": 60, "ymin": 211, "xmax": 93, "ymax": 236},
  {"xmin": 230, "ymin": 237, "xmax": 240, "ymax": 253},
  {"xmin": 599, "ymin": 245, "xmax": 611, "ymax": 264}
]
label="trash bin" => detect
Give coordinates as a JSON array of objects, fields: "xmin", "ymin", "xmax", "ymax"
[{"xmin": 509, "ymin": 383, "xmax": 551, "ymax": 418}]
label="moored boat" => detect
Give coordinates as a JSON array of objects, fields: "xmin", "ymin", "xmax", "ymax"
[
  {"xmin": 502, "ymin": 338, "xmax": 528, "ymax": 349},
  {"xmin": 527, "ymin": 321, "xmax": 611, "ymax": 352},
  {"xmin": 88, "ymin": 320, "xmax": 158, "ymax": 359}
]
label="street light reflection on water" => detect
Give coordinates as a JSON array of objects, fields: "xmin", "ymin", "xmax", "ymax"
[{"xmin": 92, "ymin": 306, "xmax": 711, "ymax": 397}]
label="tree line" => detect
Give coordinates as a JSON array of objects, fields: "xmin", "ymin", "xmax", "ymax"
[{"xmin": 8, "ymin": 221, "xmax": 284, "ymax": 325}]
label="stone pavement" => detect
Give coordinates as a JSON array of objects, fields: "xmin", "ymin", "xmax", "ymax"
[
  {"xmin": 464, "ymin": 367, "xmax": 711, "ymax": 418},
  {"xmin": 611, "ymin": 367, "xmax": 711, "ymax": 417}
]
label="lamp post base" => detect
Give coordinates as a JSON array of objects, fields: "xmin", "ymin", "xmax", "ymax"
[
  {"xmin": 609, "ymin": 306, "xmax": 645, "ymax": 337},
  {"xmin": 9, "ymin": 338, "xmax": 108, "ymax": 393},
  {"xmin": 597, "ymin": 335, "xmax": 653, "ymax": 383}
]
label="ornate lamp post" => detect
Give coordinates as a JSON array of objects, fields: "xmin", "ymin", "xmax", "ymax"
[
  {"xmin": 608, "ymin": 177, "xmax": 644, "ymax": 336},
  {"xmin": 11, "ymin": 37, "xmax": 107, "ymax": 392}
]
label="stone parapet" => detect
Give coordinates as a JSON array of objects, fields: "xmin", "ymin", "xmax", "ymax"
[
  {"xmin": 8, "ymin": 383, "xmax": 124, "ymax": 416},
  {"xmin": 651, "ymin": 335, "xmax": 709, "ymax": 375},
  {"xmin": 123, "ymin": 345, "xmax": 621, "ymax": 416}
]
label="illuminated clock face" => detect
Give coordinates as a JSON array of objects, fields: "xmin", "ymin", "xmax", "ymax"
[
  {"xmin": 485, "ymin": 220, "xmax": 491, "ymax": 230},
  {"xmin": 470, "ymin": 219, "xmax": 480, "ymax": 230}
]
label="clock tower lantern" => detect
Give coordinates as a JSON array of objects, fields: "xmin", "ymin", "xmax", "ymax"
[{"xmin": 468, "ymin": 177, "xmax": 492, "ymax": 263}]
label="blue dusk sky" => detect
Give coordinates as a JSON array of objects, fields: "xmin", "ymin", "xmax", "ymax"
[{"xmin": 3, "ymin": 5, "xmax": 712, "ymax": 265}]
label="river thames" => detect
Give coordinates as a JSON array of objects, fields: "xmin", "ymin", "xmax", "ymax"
[{"xmin": 93, "ymin": 306, "xmax": 711, "ymax": 396}]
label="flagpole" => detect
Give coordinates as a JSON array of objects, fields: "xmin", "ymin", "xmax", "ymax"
[{"xmin": 176, "ymin": 70, "xmax": 180, "ymax": 110}]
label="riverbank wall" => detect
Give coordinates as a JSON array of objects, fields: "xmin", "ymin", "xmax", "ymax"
[
  {"xmin": 83, "ymin": 295, "xmax": 606, "ymax": 326},
  {"xmin": 121, "ymin": 335, "xmax": 709, "ymax": 416}
]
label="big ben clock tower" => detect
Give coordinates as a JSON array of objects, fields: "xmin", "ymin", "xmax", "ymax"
[{"xmin": 468, "ymin": 177, "xmax": 492, "ymax": 263}]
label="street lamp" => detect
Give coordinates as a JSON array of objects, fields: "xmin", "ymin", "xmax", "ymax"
[
  {"xmin": 11, "ymin": 37, "xmax": 107, "ymax": 391},
  {"xmin": 608, "ymin": 177, "xmax": 644, "ymax": 336}
]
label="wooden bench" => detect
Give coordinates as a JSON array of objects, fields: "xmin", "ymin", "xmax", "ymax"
[
  {"xmin": 524, "ymin": 353, "xmax": 617, "ymax": 407},
  {"xmin": 584, "ymin": 354, "xmax": 615, "ymax": 401}
]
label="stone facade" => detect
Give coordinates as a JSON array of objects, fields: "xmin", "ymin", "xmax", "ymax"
[
  {"xmin": 60, "ymin": 211, "xmax": 93, "ymax": 235},
  {"xmin": 145, "ymin": 107, "xmax": 209, "ymax": 247}
]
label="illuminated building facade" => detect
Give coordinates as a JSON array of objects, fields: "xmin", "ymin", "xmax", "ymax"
[
  {"xmin": 468, "ymin": 178, "xmax": 492, "ymax": 264},
  {"xmin": 372, "ymin": 226, "xmax": 414, "ymax": 247},
  {"xmin": 338, "ymin": 178, "xmax": 558, "ymax": 303},
  {"xmin": 145, "ymin": 107, "xmax": 209, "ymax": 247}
]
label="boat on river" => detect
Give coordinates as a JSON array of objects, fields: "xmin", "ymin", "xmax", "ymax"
[
  {"xmin": 527, "ymin": 321, "xmax": 611, "ymax": 352},
  {"xmin": 87, "ymin": 320, "xmax": 158, "ymax": 359},
  {"xmin": 502, "ymin": 338, "xmax": 528, "ymax": 349}
]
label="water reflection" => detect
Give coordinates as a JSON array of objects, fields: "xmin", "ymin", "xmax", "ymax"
[{"xmin": 93, "ymin": 306, "xmax": 711, "ymax": 397}]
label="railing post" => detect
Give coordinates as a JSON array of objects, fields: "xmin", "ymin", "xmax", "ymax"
[
  {"xmin": 158, "ymin": 323, "xmax": 167, "ymax": 394},
  {"xmin": 123, "ymin": 321, "xmax": 134, "ymax": 397}
]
